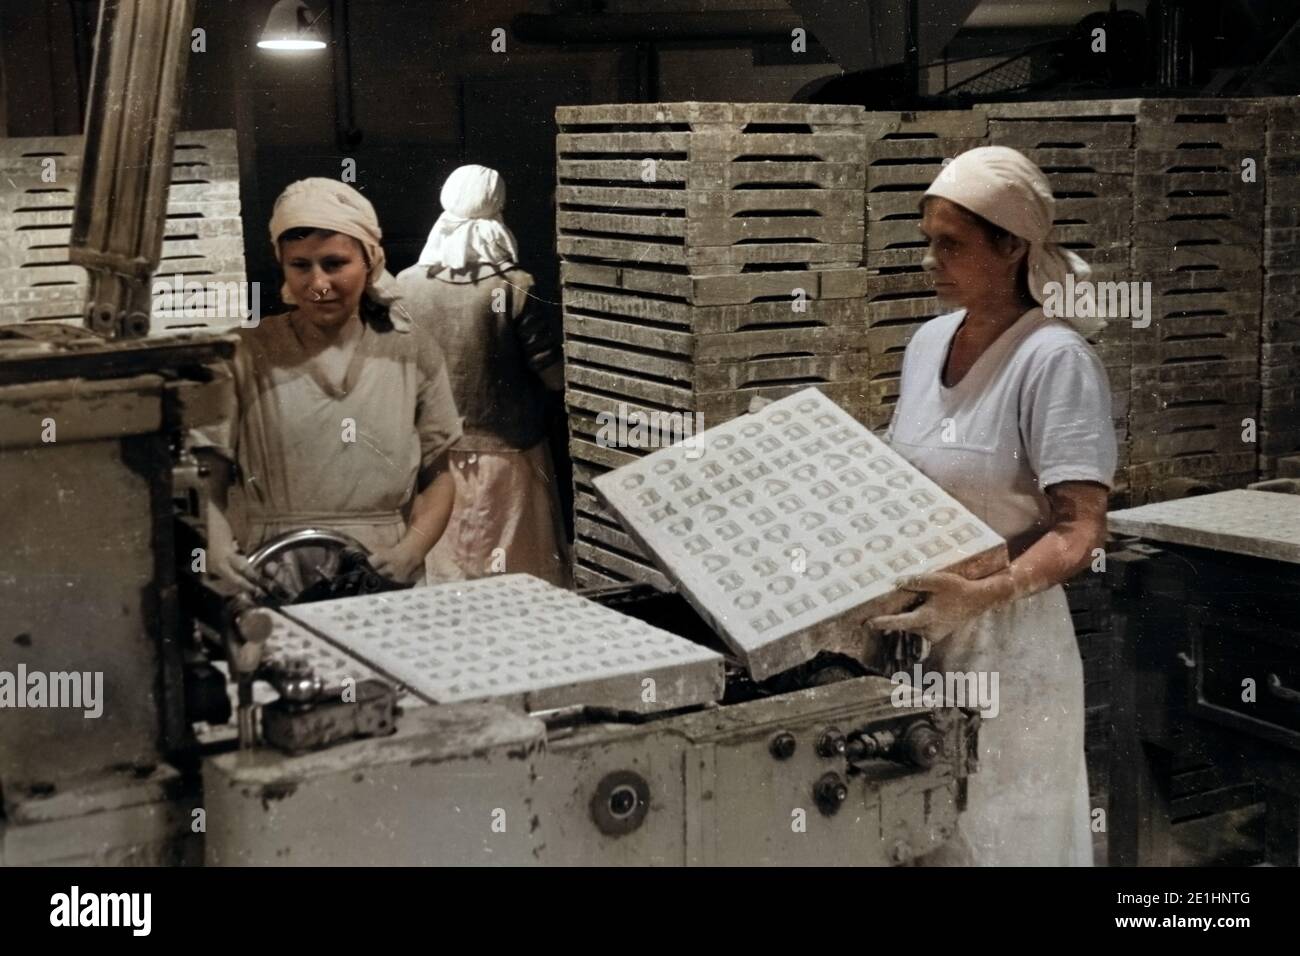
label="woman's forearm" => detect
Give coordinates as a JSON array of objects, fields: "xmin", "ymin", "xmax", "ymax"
[
  {"xmin": 194, "ymin": 448, "xmax": 240, "ymax": 578},
  {"xmin": 976, "ymin": 481, "xmax": 1109, "ymax": 608},
  {"xmin": 400, "ymin": 464, "xmax": 456, "ymax": 559}
]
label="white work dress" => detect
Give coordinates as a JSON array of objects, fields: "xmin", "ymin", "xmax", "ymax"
[
  {"xmin": 196, "ymin": 308, "xmax": 463, "ymax": 590},
  {"xmin": 885, "ymin": 306, "xmax": 1117, "ymax": 866}
]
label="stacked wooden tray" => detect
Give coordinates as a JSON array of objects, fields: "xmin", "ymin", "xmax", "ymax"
[
  {"xmin": 987, "ymin": 100, "xmax": 1140, "ymax": 495},
  {"xmin": 555, "ymin": 102, "xmax": 866, "ymax": 274},
  {"xmin": 0, "ymin": 129, "xmax": 247, "ymax": 332},
  {"xmin": 1260, "ymin": 99, "xmax": 1300, "ymax": 477},
  {"xmin": 555, "ymin": 103, "xmax": 873, "ymax": 588},
  {"xmin": 562, "ymin": 263, "xmax": 871, "ymax": 589},
  {"xmin": 860, "ymin": 109, "xmax": 988, "ymax": 430},
  {"xmin": 988, "ymin": 99, "xmax": 1138, "ymax": 280},
  {"xmin": 1127, "ymin": 100, "xmax": 1265, "ymax": 501}
]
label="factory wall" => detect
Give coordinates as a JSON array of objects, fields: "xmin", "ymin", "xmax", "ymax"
[{"xmin": 1, "ymin": 0, "xmax": 839, "ymax": 310}]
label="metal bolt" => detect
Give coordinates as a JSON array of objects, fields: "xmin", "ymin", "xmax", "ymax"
[{"xmin": 770, "ymin": 731, "xmax": 797, "ymax": 760}]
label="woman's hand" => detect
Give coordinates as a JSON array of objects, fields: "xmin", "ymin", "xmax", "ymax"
[
  {"xmin": 869, "ymin": 571, "xmax": 1011, "ymax": 643},
  {"xmin": 369, "ymin": 542, "xmax": 426, "ymax": 584}
]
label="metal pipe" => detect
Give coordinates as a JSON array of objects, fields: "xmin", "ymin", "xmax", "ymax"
[
  {"xmin": 904, "ymin": 0, "xmax": 920, "ymax": 99},
  {"xmin": 70, "ymin": 0, "xmax": 195, "ymax": 339},
  {"xmin": 511, "ymin": 12, "xmax": 802, "ymax": 44},
  {"xmin": 331, "ymin": 0, "xmax": 361, "ymax": 150}
]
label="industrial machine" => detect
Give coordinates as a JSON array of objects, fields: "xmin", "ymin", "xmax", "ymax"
[
  {"xmin": 0, "ymin": 0, "xmax": 984, "ymax": 867},
  {"xmin": 1106, "ymin": 487, "xmax": 1300, "ymax": 866},
  {"xmin": 0, "ymin": 349, "xmax": 982, "ymax": 864}
]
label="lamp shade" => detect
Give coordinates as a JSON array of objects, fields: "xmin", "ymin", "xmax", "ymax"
[{"xmin": 257, "ymin": 0, "xmax": 326, "ymax": 51}]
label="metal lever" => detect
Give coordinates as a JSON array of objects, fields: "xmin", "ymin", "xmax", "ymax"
[{"xmin": 70, "ymin": 0, "xmax": 196, "ymax": 338}]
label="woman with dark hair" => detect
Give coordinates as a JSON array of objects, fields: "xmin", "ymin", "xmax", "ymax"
[
  {"xmin": 869, "ymin": 147, "xmax": 1117, "ymax": 865},
  {"xmin": 196, "ymin": 178, "xmax": 462, "ymax": 590}
]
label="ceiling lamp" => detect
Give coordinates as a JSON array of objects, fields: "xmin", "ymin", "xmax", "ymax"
[{"xmin": 257, "ymin": 0, "xmax": 327, "ymax": 52}]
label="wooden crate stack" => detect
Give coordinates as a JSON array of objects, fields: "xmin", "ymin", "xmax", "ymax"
[
  {"xmin": 1260, "ymin": 98, "xmax": 1300, "ymax": 477},
  {"xmin": 988, "ymin": 100, "xmax": 1139, "ymax": 500},
  {"xmin": 860, "ymin": 109, "xmax": 988, "ymax": 430},
  {"xmin": 0, "ymin": 129, "xmax": 246, "ymax": 332},
  {"xmin": 555, "ymin": 102, "xmax": 871, "ymax": 588},
  {"xmin": 1129, "ymin": 99, "xmax": 1265, "ymax": 503}
]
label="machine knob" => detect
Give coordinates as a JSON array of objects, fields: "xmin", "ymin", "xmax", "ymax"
[
  {"xmin": 903, "ymin": 722, "xmax": 945, "ymax": 769},
  {"xmin": 770, "ymin": 731, "xmax": 797, "ymax": 760},
  {"xmin": 845, "ymin": 735, "xmax": 874, "ymax": 761},
  {"xmin": 817, "ymin": 727, "xmax": 846, "ymax": 757},
  {"xmin": 846, "ymin": 730, "xmax": 893, "ymax": 761},
  {"xmin": 279, "ymin": 673, "xmax": 324, "ymax": 704},
  {"xmin": 590, "ymin": 770, "xmax": 651, "ymax": 836},
  {"xmin": 814, "ymin": 772, "xmax": 849, "ymax": 815}
]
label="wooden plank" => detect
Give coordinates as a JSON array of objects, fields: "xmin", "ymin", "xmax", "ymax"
[
  {"xmin": 864, "ymin": 246, "xmax": 929, "ymax": 271},
  {"xmin": 859, "ymin": 108, "xmax": 988, "ymax": 140},
  {"xmin": 1133, "ymin": 219, "xmax": 1259, "ymax": 248},
  {"xmin": 1133, "ymin": 197, "xmax": 1262, "ymax": 225},
  {"xmin": 565, "ymin": 340, "xmax": 865, "ymax": 392},
  {"xmin": 561, "ymin": 286, "xmax": 865, "ymax": 334},
  {"xmin": 557, "ymin": 129, "xmax": 866, "ymax": 164},
  {"xmin": 573, "ymin": 540, "xmax": 672, "ymax": 591},
  {"xmin": 556, "ymin": 185, "xmax": 864, "ymax": 216},
  {"xmin": 556, "ymin": 101, "xmax": 864, "ymax": 128},
  {"xmin": 560, "ymin": 260, "xmax": 869, "ymax": 306},
  {"xmin": 866, "ymin": 295, "xmax": 945, "ymax": 324},
  {"xmin": 563, "ymin": 314, "xmax": 866, "ymax": 362},
  {"xmin": 565, "ymin": 373, "xmax": 868, "ymax": 425},
  {"xmin": 1129, "ymin": 402, "xmax": 1258, "ymax": 434},
  {"xmin": 1014, "ymin": 146, "xmax": 1134, "ymax": 172},
  {"xmin": 1129, "ymin": 378, "xmax": 1260, "ymax": 414},
  {"xmin": 557, "ymin": 235, "xmax": 861, "ymax": 271},
  {"xmin": 863, "ymin": 136, "xmax": 985, "ymax": 162},
  {"xmin": 1129, "ymin": 423, "xmax": 1254, "ymax": 461},
  {"xmin": 557, "ymin": 209, "xmax": 863, "ymax": 246},
  {"xmin": 572, "ymin": 565, "xmax": 626, "ymax": 590},
  {"xmin": 985, "ymin": 99, "xmax": 1142, "ymax": 120},
  {"xmin": 988, "ymin": 119, "xmax": 1134, "ymax": 149},
  {"xmin": 1131, "ymin": 243, "xmax": 1261, "ymax": 273},
  {"xmin": 1126, "ymin": 451, "xmax": 1257, "ymax": 486},
  {"xmin": 1130, "ymin": 338, "xmax": 1260, "ymax": 367},
  {"xmin": 557, "ymin": 158, "xmax": 865, "ymax": 189},
  {"xmin": 865, "ymin": 218, "xmax": 926, "ymax": 249}
]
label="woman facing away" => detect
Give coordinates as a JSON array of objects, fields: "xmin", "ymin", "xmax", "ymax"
[
  {"xmin": 396, "ymin": 164, "xmax": 571, "ymax": 587},
  {"xmin": 869, "ymin": 146, "xmax": 1118, "ymax": 866},
  {"xmin": 195, "ymin": 177, "xmax": 462, "ymax": 593}
]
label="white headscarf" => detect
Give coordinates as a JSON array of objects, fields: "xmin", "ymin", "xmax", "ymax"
[
  {"xmin": 417, "ymin": 164, "xmax": 520, "ymax": 270},
  {"xmin": 923, "ymin": 145, "xmax": 1102, "ymax": 334},
  {"xmin": 269, "ymin": 177, "xmax": 402, "ymax": 309}
]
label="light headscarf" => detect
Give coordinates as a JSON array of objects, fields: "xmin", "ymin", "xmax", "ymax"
[
  {"xmin": 268, "ymin": 177, "xmax": 402, "ymax": 310},
  {"xmin": 417, "ymin": 164, "xmax": 520, "ymax": 270},
  {"xmin": 923, "ymin": 146, "xmax": 1102, "ymax": 334}
]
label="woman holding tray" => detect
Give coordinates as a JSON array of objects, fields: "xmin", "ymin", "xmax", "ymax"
[{"xmin": 870, "ymin": 146, "xmax": 1117, "ymax": 866}]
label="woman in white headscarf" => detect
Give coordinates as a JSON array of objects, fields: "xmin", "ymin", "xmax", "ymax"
[
  {"xmin": 195, "ymin": 178, "xmax": 462, "ymax": 593},
  {"xmin": 396, "ymin": 165, "xmax": 571, "ymax": 587},
  {"xmin": 869, "ymin": 146, "xmax": 1117, "ymax": 866}
]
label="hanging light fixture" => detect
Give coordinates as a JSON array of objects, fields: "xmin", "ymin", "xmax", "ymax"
[{"xmin": 257, "ymin": 0, "xmax": 327, "ymax": 51}]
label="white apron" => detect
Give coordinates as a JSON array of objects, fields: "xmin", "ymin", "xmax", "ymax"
[{"xmin": 885, "ymin": 307, "xmax": 1116, "ymax": 866}]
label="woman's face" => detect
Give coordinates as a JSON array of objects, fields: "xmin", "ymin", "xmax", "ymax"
[
  {"xmin": 280, "ymin": 231, "xmax": 369, "ymax": 331},
  {"xmin": 920, "ymin": 197, "xmax": 1024, "ymax": 309}
]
